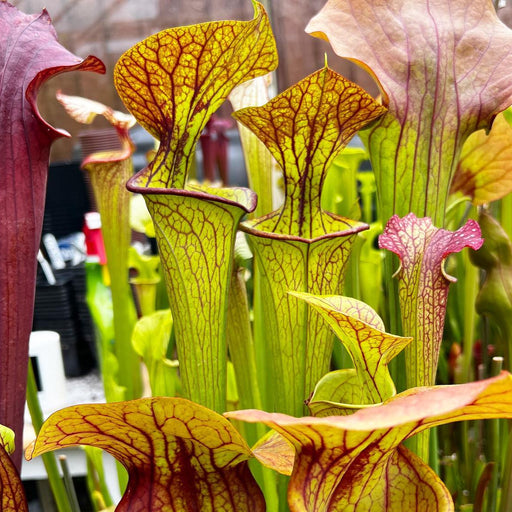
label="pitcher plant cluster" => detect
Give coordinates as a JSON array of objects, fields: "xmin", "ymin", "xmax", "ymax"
[{"xmin": 2, "ymin": 0, "xmax": 512, "ymax": 511}]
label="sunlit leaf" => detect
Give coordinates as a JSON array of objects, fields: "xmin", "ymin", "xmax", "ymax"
[
  {"xmin": 228, "ymin": 372, "xmax": 512, "ymax": 512},
  {"xmin": 115, "ymin": 1, "xmax": 278, "ymax": 189},
  {"xmin": 229, "ymin": 74, "xmax": 276, "ymax": 217},
  {"xmin": 379, "ymin": 214, "xmax": 483, "ymax": 388},
  {"xmin": 0, "ymin": 2, "xmax": 104, "ymax": 466},
  {"xmin": 128, "ymin": 248, "xmax": 161, "ymax": 316},
  {"xmin": 115, "ymin": 5, "xmax": 275, "ymax": 413},
  {"xmin": 235, "ymin": 66, "xmax": 385, "ymax": 238},
  {"xmin": 307, "ymin": 0, "xmax": 512, "ymax": 224},
  {"xmin": 28, "ymin": 398, "xmax": 264, "ymax": 512},
  {"xmin": 292, "ymin": 293, "xmax": 411, "ymax": 407},
  {"xmin": 251, "ymin": 430, "xmax": 294, "ymax": 476},
  {"xmin": 130, "ymin": 194, "xmax": 156, "ymax": 238},
  {"xmin": 236, "ymin": 67, "xmax": 382, "ymax": 416},
  {"xmin": 306, "ymin": 369, "xmax": 373, "ymax": 417},
  {"xmin": 451, "ymin": 111, "xmax": 512, "ymax": 205},
  {"xmin": 137, "ymin": 185, "xmax": 257, "ymax": 412}
]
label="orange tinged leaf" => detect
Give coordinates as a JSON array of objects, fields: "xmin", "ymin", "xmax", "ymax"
[
  {"xmin": 451, "ymin": 111, "xmax": 512, "ymax": 205},
  {"xmin": 228, "ymin": 372, "xmax": 512, "ymax": 512},
  {"xmin": 114, "ymin": 1, "xmax": 277, "ymax": 189},
  {"xmin": 27, "ymin": 398, "xmax": 264, "ymax": 512}
]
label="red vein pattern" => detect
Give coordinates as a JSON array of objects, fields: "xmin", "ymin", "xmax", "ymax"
[
  {"xmin": 307, "ymin": 0, "xmax": 512, "ymax": 224},
  {"xmin": 236, "ymin": 67, "xmax": 384, "ymax": 416},
  {"xmin": 379, "ymin": 213, "xmax": 483, "ymax": 388},
  {"xmin": 228, "ymin": 372, "xmax": 512, "ymax": 512},
  {"xmin": 115, "ymin": 2, "xmax": 277, "ymax": 190},
  {"xmin": 0, "ymin": 427, "xmax": 27, "ymax": 511},
  {"xmin": 293, "ymin": 294, "xmax": 412, "ymax": 412},
  {"xmin": 27, "ymin": 398, "xmax": 264, "ymax": 512},
  {"xmin": 141, "ymin": 186, "xmax": 256, "ymax": 412}
]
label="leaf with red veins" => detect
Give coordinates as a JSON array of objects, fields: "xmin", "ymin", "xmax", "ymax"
[
  {"xmin": 227, "ymin": 372, "xmax": 512, "ymax": 512},
  {"xmin": 234, "ymin": 66, "xmax": 385, "ymax": 238},
  {"xmin": 114, "ymin": 1, "xmax": 277, "ymax": 190},
  {"xmin": 139, "ymin": 184, "xmax": 257, "ymax": 412},
  {"xmin": 233, "ymin": 66, "xmax": 382, "ymax": 416},
  {"xmin": 0, "ymin": 426, "xmax": 27, "ymax": 512},
  {"xmin": 291, "ymin": 293, "xmax": 411, "ymax": 408},
  {"xmin": 252, "ymin": 430, "xmax": 294, "ymax": 476},
  {"xmin": 307, "ymin": 0, "xmax": 512, "ymax": 224},
  {"xmin": 379, "ymin": 213, "xmax": 483, "ymax": 389},
  {"xmin": 27, "ymin": 398, "xmax": 264, "ymax": 512},
  {"xmin": 0, "ymin": 2, "xmax": 104, "ymax": 467},
  {"xmin": 451, "ymin": 111, "xmax": 512, "ymax": 205}
]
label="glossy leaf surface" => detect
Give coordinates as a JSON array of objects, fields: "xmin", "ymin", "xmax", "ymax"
[
  {"xmin": 0, "ymin": 2, "xmax": 104, "ymax": 466},
  {"xmin": 28, "ymin": 398, "xmax": 264, "ymax": 512},
  {"xmin": 0, "ymin": 426, "xmax": 26, "ymax": 512},
  {"xmin": 228, "ymin": 372, "xmax": 512, "ymax": 512},
  {"xmin": 292, "ymin": 294, "xmax": 411, "ymax": 412},
  {"xmin": 307, "ymin": 0, "xmax": 512, "ymax": 224},
  {"xmin": 115, "ymin": 1, "xmax": 277, "ymax": 189},
  {"xmin": 451, "ymin": 111, "xmax": 512, "ymax": 205}
]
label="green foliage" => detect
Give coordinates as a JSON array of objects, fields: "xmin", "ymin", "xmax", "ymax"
[{"xmin": 3, "ymin": 1, "xmax": 512, "ymax": 511}]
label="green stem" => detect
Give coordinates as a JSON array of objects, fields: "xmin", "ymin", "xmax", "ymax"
[
  {"xmin": 59, "ymin": 455, "xmax": 81, "ymax": 512},
  {"xmin": 26, "ymin": 363, "xmax": 72, "ymax": 512},
  {"xmin": 500, "ymin": 194, "xmax": 512, "ymax": 242},
  {"xmin": 487, "ymin": 356, "xmax": 504, "ymax": 512},
  {"xmin": 462, "ymin": 231, "xmax": 480, "ymax": 384},
  {"xmin": 499, "ymin": 422, "xmax": 512, "ymax": 512}
]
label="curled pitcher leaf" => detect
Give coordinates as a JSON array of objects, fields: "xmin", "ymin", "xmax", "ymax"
[
  {"xmin": 0, "ymin": 2, "xmax": 104, "ymax": 466},
  {"xmin": 114, "ymin": 1, "xmax": 278, "ymax": 190},
  {"xmin": 58, "ymin": 92, "xmax": 141, "ymax": 400},
  {"xmin": 291, "ymin": 293, "xmax": 411, "ymax": 414},
  {"xmin": 451, "ymin": 111, "xmax": 512, "ymax": 205},
  {"xmin": 27, "ymin": 398, "xmax": 264, "ymax": 512},
  {"xmin": 379, "ymin": 213, "xmax": 483, "ymax": 389},
  {"xmin": 0, "ymin": 426, "xmax": 27, "ymax": 511},
  {"xmin": 235, "ymin": 66, "xmax": 385, "ymax": 239},
  {"xmin": 307, "ymin": 0, "xmax": 512, "ymax": 224},
  {"xmin": 114, "ymin": 4, "xmax": 276, "ymax": 414},
  {"xmin": 235, "ymin": 66, "xmax": 384, "ymax": 416},
  {"xmin": 228, "ymin": 372, "xmax": 512, "ymax": 512},
  {"xmin": 130, "ymin": 185, "xmax": 256, "ymax": 413}
]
